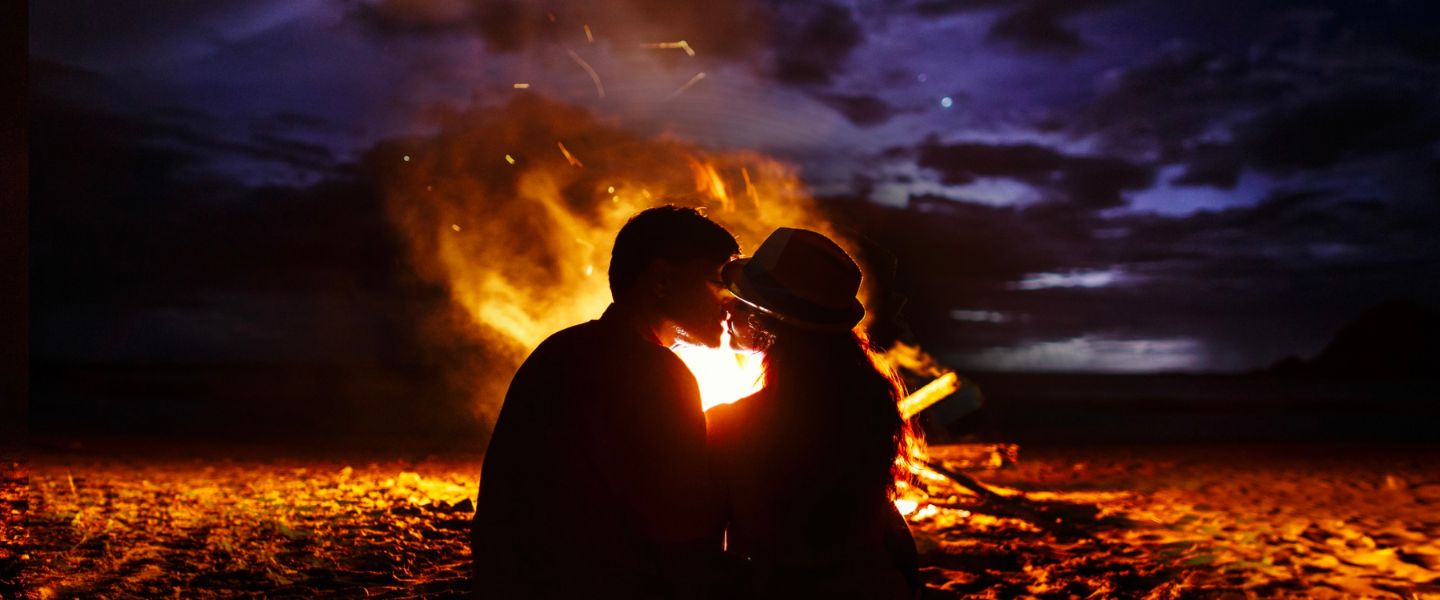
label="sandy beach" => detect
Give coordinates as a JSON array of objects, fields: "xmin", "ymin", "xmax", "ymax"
[{"xmin": 5, "ymin": 443, "xmax": 1437, "ymax": 598}]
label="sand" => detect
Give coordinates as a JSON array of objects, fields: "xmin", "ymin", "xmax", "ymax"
[{"xmin": 3, "ymin": 444, "xmax": 1437, "ymax": 598}]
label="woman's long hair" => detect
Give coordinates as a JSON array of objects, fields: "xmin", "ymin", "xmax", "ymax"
[{"xmin": 748, "ymin": 310, "xmax": 907, "ymax": 509}]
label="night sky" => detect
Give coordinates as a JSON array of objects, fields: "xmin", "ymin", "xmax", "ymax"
[{"xmin": 29, "ymin": 0, "xmax": 1440, "ymax": 375}]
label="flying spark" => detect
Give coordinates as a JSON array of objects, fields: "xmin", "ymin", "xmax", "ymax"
[
  {"xmin": 504, "ymin": 154, "xmax": 515, "ymax": 164},
  {"xmin": 644, "ymin": 40, "xmax": 695, "ymax": 56},
  {"xmin": 513, "ymin": 83, "xmax": 530, "ymax": 89},
  {"xmin": 565, "ymin": 47, "xmax": 606, "ymax": 99},
  {"xmin": 665, "ymin": 72, "xmax": 707, "ymax": 101},
  {"xmin": 584, "ymin": 24, "xmax": 593, "ymax": 43},
  {"xmin": 556, "ymin": 141, "xmax": 584, "ymax": 168}
]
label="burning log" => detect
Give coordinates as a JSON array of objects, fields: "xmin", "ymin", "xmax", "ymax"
[
  {"xmin": 898, "ymin": 372, "xmax": 958, "ymax": 420},
  {"xmin": 916, "ymin": 460, "xmax": 1003, "ymax": 503},
  {"xmin": 896, "ymin": 372, "xmax": 1092, "ymax": 537}
]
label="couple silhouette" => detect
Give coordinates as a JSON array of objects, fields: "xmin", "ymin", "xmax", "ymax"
[{"xmin": 472, "ymin": 206, "xmax": 918, "ymax": 599}]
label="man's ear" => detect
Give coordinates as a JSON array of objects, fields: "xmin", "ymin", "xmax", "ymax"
[{"xmin": 644, "ymin": 259, "xmax": 677, "ymax": 299}]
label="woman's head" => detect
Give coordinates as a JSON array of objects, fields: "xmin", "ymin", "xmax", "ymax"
[
  {"xmin": 721, "ymin": 228, "xmax": 906, "ymax": 498},
  {"xmin": 721, "ymin": 228, "xmax": 864, "ymax": 333}
]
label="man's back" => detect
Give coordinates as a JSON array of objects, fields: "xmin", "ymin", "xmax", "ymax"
[{"xmin": 472, "ymin": 305, "xmax": 718, "ymax": 598}]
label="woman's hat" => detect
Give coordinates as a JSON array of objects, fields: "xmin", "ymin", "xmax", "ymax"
[{"xmin": 722, "ymin": 228, "xmax": 864, "ymax": 330}]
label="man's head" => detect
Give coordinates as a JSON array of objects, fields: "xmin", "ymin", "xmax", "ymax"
[{"xmin": 609, "ymin": 206, "xmax": 739, "ymax": 348}]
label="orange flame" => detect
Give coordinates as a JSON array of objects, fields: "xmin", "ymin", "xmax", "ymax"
[
  {"xmin": 688, "ymin": 157, "xmax": 731, "ymax": 211},
  {"xmin": 671, "ymin": 332, "xmax": 765, "ymax": 411},
  {"xmin": 380, "ymin": 98, "xmax": 865, "ymax": 423}
]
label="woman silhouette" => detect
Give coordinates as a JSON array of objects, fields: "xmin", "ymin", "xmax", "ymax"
[{"xmin": 706, "ymin": 228, "xmax": 919, "ymax": 599}]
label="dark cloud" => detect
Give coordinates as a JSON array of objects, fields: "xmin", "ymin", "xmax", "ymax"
[
  {"xmin": 1077, "ymin": 48, "xmax": 1290, "ymax": 162},
  {"xmin": 907, "ymin": 0, "xmax": 1007, "ymax": 18},
  {"xmin": 985, "ymin": 0, "xmax": 1112, "ymax": 55},
  {"xmin": 1166, "ymin": 84, "xmax": 1440, "ymax": 188},
  {"xmin": 350, "ymin": 0, "xmax": 772, "ymax": 61},
  {"xmin": 1325, "ymin": 0, "xmax": 1440, "ymax": 65},
  {"xmin": 29, "ymin": 0, "xmax": 1440, "ymax": 381},
  {"xmin": 769, "ymin": 2, "xmax": 865, "ymax": 85},
  {"xmin": 352, "ymin": 0, "xmax": 545, "ymax": 52},
  {"xmin": 1108, "ymin": 186, "xmax": 1438, "ymax": 305},
  {"xmin": 35, "ymin": 60, "xmax": 343, "ymax": 177},
  {"xmin": 30, "ymin": 66, "xmax": 411, "ymax": 360},
  {"xmin": 912, "ymin": 138, "xmax": 1154, "ymax": 210},
  {"xmin": 29, "ymin": 1, "xmax": 292, "ymax": 69},
  {"xmin": 1237, "ymin": 86, "xmax": 1440, "ymax": 173},
  {"xmin": 1066, "ymin": 4, "xmax": 1440, "ymax": 193},
  {"xmin": 259, "ymin": 111, "xmax": 351, "ymax": 136},
  {"xmin": 816, "ymin": 93, "xmax": 898, "ymax": 127},
  {"xmin": 28, "ymin": 71, "xmax": 486, "ymax": 444},
  {"xmin": 352, "ymin": 0, "xmax": 868, "ymax": 89},
  {"xmin": 821, "ymin": 179, "xmax": 1440, "ymax": 370},
  {"xmin": 1172, "ymin": 143, "xmax": 1242, "ymax": 188}
]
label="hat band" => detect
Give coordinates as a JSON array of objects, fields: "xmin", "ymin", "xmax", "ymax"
[
  {"xmin": 733, "ymin": 263, "xmax": 862, "ymax": 330},
  {"xmin": 729, "ymin": 292, "xmax": 858, "ymax": 332}
]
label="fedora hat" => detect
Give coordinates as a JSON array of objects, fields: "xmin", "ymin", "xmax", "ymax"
[{"xmin": 722, "ymin": 228, "xmax": 864, "ymax": 330}]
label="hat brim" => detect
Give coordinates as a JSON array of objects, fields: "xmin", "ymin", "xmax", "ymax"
[{"xmin": 722, "ymin": 258, "xmax": 865, "ymax": 331}]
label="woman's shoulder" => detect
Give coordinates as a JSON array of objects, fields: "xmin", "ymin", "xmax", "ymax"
[{"xmin": 704, "ymin": 391, "xmax": 767, "ymax": 437}]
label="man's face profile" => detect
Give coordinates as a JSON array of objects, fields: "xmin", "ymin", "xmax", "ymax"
[{"xmin": 665, "ymin": 258, "xmax": 729, "ymax": 348}]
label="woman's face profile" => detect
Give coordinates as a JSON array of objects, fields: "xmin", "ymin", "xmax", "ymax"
[{"xmin": 725, "ymin": 299, "xmax": 775, "ymax": 353}]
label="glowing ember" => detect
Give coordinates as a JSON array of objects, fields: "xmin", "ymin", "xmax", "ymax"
[
  {"xmin": 671, "ymin": 331, "xmax": 764, "ymax": 411},
  {"xmin": 556, "ymin": 141, "xmax": 584, "ymax": 168},
  {"xmin": 644, "ymin": 40, "xmax": 696, "ymax": 57}
]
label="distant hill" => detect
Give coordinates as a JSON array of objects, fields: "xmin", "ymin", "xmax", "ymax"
[{"xmin": 1269, "ymin": 301, "xmax": 1440, "ymax": 378}]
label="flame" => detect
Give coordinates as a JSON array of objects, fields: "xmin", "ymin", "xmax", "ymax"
[
  {"xmin": 380, "ymin": 97, "xmax": 863, "ymax": 423},
  {"xmin": 894, "ymin": 498, "xmax": 919, "ymax": 517},
  {"xmin": 671, "ymin": 331, "xmax": 765, "ymax": 411},
  {"xmin": 689, "ymin": 157, "xmax": 732, "ymax": 211}
]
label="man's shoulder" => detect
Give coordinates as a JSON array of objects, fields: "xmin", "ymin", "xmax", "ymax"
[
  {"xmin": 526, "ymin": 318, "xmax": 684, "ymax": 372},
  {"xmin": 532, "ymin": 319, "xmax": 603, "ymax": 352}
]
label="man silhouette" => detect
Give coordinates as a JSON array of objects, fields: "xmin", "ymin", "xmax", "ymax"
[{"xmin": 472, "ymin": 206, "xmax": 738, "ymax": 599}]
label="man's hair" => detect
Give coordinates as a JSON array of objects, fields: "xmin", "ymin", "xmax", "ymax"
[{"xmin": 609, "ymin": 206, "xmax": 738, "ymax": 298}]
